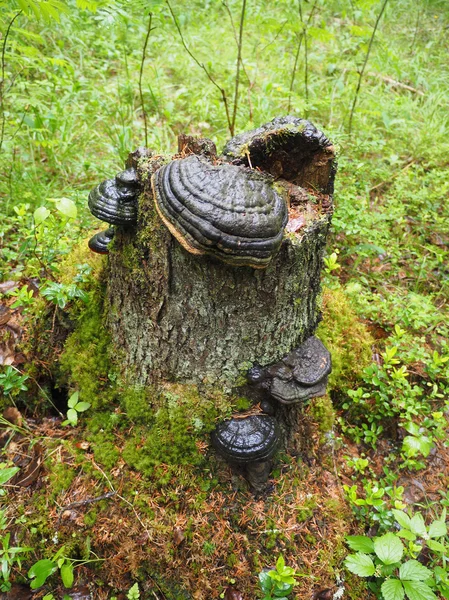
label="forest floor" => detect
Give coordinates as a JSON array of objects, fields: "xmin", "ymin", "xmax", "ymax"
[{"xmin": 1, "ymin": 1, "xmax": 449, "ymax": 599}]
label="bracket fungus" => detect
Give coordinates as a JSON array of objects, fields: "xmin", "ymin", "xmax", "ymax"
[
  {"xmin": 88, "ymin": 227, "xmax": 115, "ymax": 255},
  {"xmin": 151, "ymin": 155, "xmax": 288, "ymax": 268},
  {"xmin": 211, "ymin": 415, "xmax": 279, "ymax": 489},
  {"xmin": 247, "ymin": 336, "xmax": 332, "ymax": 406},
  {"xmin": 88, "ymin": 167, "xmax": 141, "ymax": 226}
]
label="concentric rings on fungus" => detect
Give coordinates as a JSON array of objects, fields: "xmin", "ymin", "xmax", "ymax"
[{"xmin": 151, "ymin": 155, "xmax": 288, "ymax": 268}]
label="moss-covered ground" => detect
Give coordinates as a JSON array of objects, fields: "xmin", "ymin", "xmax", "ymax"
[{"xmin": 1, "ymin": 0, "xmax": 449, "ymax": 598}]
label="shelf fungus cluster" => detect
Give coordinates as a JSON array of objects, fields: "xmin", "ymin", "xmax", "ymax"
[
  {"xmin": 211, "ymin": 336, "xmax": 331, "ymax": 490},
  {"xmin": 151, "ymin": 155, "xmax": 288, "ymax": 268},
  {"xmin": 87, "ymin": 167, "xmax": 141, "ymax": 254}
]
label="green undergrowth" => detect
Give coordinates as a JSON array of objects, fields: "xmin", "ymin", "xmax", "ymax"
[{"xmin": 317, "ymin": 284, "xmax": 374, "ymax": 392}]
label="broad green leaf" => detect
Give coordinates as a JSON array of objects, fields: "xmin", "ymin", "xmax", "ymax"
[
  {"xmin": 0, "ymin": 467, "xmax": 20, "ymax": 485},
  {"xmin": 392, "ymin": 510, "xmax": 412, "ymax": 530},
  {"xmin": 397, "ymin": 529, "xmax": 417, "ymax": 542},
  {"xmin": 409, "ymin": 514, "xmax": 427, "ymax": 538},
  {"xmin": 381, "ymin": 579, "xmax": 405, "ymax": 600},
  {"xmin": 66, "ymin": 409, "xmax": 78, "ymax": 425},
  {"xmin": 399, "ymin": 560, "xmax": 432, "ymax": 582},
  {"xmin": 54, "ymin": 197, "xmax": 77, "ymax": 219},
  {"xmin": 60, "ymin": 562, "xmax": 74, "ymax": 588},
  {"xmin": 68, "ymin": 392, "xmax": 79, "ymax": 408},
  {"xmin": 74, "ymin": 402, "xmax": 91, "ymax": 413},
  {"xmin": 374, "ymin": 533, "xmax": 404, "ymax": 565},
  {"xmin": 428, "ymin": 520, "xmax": 447, "ymax": 538},
  {"xmin": 28, "ymin": 559, "xmax": 58, "ymax": 589},
  {"xmin": 427, "ymin": 539, "xmax": 446, "ymax": 553},
  {"xmin": 346, "ymin": 536, "xmax": 375, "ymax": 553},
  {"xmin": 34, "ymin": 206, "xmax": 50, "ymax": 226},
  {"xmin": 402, "ymin": 435, "xmax": 433, "ymax": 458},
  {"xmin": 344, "ymin": 553, "xmax": 376, "ymax": 577},
  {"xmin": 402, "ymin": 580, "xmax": 437, "ymax": 600}
]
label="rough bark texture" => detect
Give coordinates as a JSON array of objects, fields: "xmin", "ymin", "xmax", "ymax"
[{"xmin": 106, "ymin": 159, "xmax": 332, "ymax": 389}]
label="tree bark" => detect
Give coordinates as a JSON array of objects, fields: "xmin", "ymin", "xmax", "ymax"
[{"xmin": 106, "ymin": 160, "xmax": 332, "ymax": 389}]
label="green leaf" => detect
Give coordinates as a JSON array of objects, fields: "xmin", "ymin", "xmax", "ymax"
[
  {"xmin": 346, "ymin": 536, "xmax": 375, "ymax": 553},
  {"xmin": 427, "ymin": 539, "xmax": 446, "ymax": 553},
  {"xmin": 344, "ymin": 553, "xmax": 376, "ymax": 577},
  {"xmin": 60, "ymin": 562, "xmax": 74, "ymax": 588},
  {"xmin": 68, "ymin": 391, "xmax": 79, "ymax": 408},
  {"xmin": 402, "ymin": 580, "xmax": 437, "ymax": 600},
  {"xmin": 53, "ymin": 197, "xmax": 77, "ymax": 219},
  {"xmin": 33, "ymin": 206, "xmax": 50, "ymax": 226},
  {"xmin": 74, "ymin": 402, "xmax": 91, "ymax": 413},
  {"xmin": 399, "ymin": 560, "xmax": 432, "ymax": 582},
  {"xmin": 66, "ymin": 409, "xmax": 78, "ymax": 425},
  {"xmin": 392, "ymin": 510, "xmax": 412, "ymax": 531},
  {"xmin": 428, "ymin": 520, "xmax": 447, "ymax": 538},
  {"xmin": 374, "ymin": 533, "xmax": 404, "ymax": 565},
  {"xmin": 409, "ymin": 514, "xmax": 427, "ymax": 538},
  {"xmin": 28, "ymin": 559, "xmax": 58, "ymax": 589},
  {"xmin": 381, "ymin": 579, "xmax": 405, "ymax": 600},
  {"xmin": 276, "ymin": 554, "xmax": 285, "ymax": 572},
  {"xmin": 397, "ymin": 529, "xmax": 417, "ymax": 542},
  {"xmin": 0, "ymin": 467, "xmax": 20, "ymax": 485}
]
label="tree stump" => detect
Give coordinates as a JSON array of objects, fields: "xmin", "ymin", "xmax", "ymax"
[{"xmin": 89, "ymin": 116, "xmax": 337, "ymax": 477}]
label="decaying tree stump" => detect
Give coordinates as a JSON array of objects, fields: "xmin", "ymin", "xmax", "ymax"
[{"xmin": 88, "ymin": 116, "xmax": 337, "ymax": 484}]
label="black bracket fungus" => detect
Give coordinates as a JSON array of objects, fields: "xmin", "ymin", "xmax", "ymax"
[
  {"xmin": 88, "ymin": 227, "xmax": 115, "ymax": 255},
  {"xmin": 211, "ymin": 415, "xmax": 279, "ymax": 490},
  {"xmin": 88, "ymin": 167, "xmax": 141, "ymax": 226},
  {"xmin": 151, "ymin": 155, "xmax": 288, "ymax": 269},
  {"xmin": 247, "ymin": 336, "xmax": 332, "ymax": 407},
  {"xmin": 222, "ymin": 115, "xmax": 336, "ymax": 195}
]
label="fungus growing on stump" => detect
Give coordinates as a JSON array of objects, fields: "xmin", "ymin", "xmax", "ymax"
[
  {"xmin": 247, "ymin": 336, "xmax": 332, "ymax": 406},
  {"xmin": 151, "ymin": 155, "xmax": 288, "ymax": 268},
  {"xmin": 88, "ymin": 227, "xmax": 115, "ymax": 255},
  {"xmin": 88, "ymin": 167, "xmax": 141, "ymax": 226},
  {"xmin": 211, "ymin": 415, "xmax": 279, "ymax": 490},
  {"xmin": 93, "ymin": 115, "xmax": 337, "ymax": 488}
]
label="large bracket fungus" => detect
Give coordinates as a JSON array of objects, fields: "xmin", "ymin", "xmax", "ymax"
[
  {"xmin": 88, "ymin": 115, "xmax": 337, "ymax": 491},
  {"xmin": 151, "ymin": 155, "xmax": 288, "ymax": 268}
]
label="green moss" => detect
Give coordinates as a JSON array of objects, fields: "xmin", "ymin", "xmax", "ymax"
[
  {"xmin": 122, "ymin": 383, "xmax": 229, "ymax": 480},
  {"xmin": 47, "ymin": 462, "xmax": 76, "ymax": 498},
  {"xmin": 91, "ymin": 433, "xmax": 120, "ymax": 470},
  {"xmin": 317, "ymin": 285, "xmax": 373, "ymax": 392},
  {"xmin": 308, "ymin": 395, "xmax": 335, "ymax": 433},
  {"xmin": 58, "ymin": 285, "xmax": 118, "ymax": 409},
  {"xmin": 121, "ymin": 386, "xmax": 155, "ymax": 423}
]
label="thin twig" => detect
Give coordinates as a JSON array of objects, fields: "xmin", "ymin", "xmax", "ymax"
[
  {"xmin": 231, "ymin": 0, "xmax": 246, "ymax": 134},
  {"xmin": 139, "ymin": 12, "xmax": 154, "ymax": 147},
  {"xmin": 57, "ymin": 491, "xmax": 117, "ymax": 526},
  {"xmin": 222, "ymin": 0, "xmax": 253, "ymax": 122},
  {"xmin": 288, "ymin": 0, "xmax": 318, "ymax": 112},
  {"xmin": 91, "ymin": 460, "xmax": 152, "ymax": 540},
  {"xmin": 348, "ymin": 0, "xmax": 389, "ymax": 135},
  {"xmin": 367, "ymin": 71, "xmax": 424, "ymax": 95},
  {"xmin": 166, "ymin": 0, "xmax": 233, "ymax": 135},
  {"xmin": 298, "ymin": 0, "xmax": 309, "ymax": 116},
  {"xmin": 0, "ymin": 10, "xmax": 22, "ymax": 153}
]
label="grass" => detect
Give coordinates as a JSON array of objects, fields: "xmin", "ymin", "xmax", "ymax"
[{"xmin": 1, "ymin": 0, "xmax": 449, "ymax": 597}]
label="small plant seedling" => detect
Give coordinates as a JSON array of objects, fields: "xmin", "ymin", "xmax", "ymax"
[
  {"xmin": 62, "ymin": 391, "xmax": 91, "ymax": 426},
  {"xmin": 127, "ymin": 583, "xmax": 140, "ymax": 599},
  {"xmin": 258, "ymin": 554, "xmax": 300, "ymax": 600}
]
